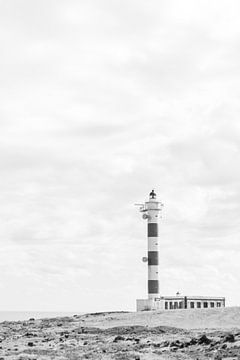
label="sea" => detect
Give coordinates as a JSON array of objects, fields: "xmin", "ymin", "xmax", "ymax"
[{"xmin": 0, "ymin": 311, "xmax": 84, "ymax": 322}]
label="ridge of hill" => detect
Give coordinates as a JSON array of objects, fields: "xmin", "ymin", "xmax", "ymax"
[
  {"xmin": 79, "ymin": 306, "xmax": 240, "ymax": 330},
  {"xmin": 1, "ymin": 307, "xmax": 240, "ymax": 359}
]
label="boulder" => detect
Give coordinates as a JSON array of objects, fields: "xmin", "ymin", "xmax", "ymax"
[
  {"xmin": 223, "ymin": 333, "xmax": 235, "ymax": 343},
  {"xmin": 197, "ymin": 335, "xmax": 212, "ymax": 345},
  {"xmin": 113, "ymin": 335, "xmax": 125, "ymax": 342}
]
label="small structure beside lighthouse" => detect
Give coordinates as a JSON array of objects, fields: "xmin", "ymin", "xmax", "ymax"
[{"xmin": 136, "ymin": 190, "xmax": 225, "ymax": 311}]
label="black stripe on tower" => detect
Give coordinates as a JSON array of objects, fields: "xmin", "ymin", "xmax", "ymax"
[
  {"xmin": 148, "ymin": 251, "xmax": 159, "ymax": 265},
  {"xmin": 148, "ymin": 223, "xmax": 158, "ymax": 237},
  {"xmin": 148, "ymin": 280, "xmax": 159, "ymax": 294}
]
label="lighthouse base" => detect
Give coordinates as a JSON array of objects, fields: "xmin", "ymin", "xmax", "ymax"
[
  {"xmin": 136, "ymin": 298, "xmax": 164, "ymax": 311},
  {"xmin": 136, "ymin": 295, "xmax": 225, "ymax": 312}
]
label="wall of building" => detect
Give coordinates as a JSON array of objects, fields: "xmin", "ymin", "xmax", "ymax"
[
  {"xmin": 136, "ymin": 298, "xmax": 165, "ymax": 311},
  {"xmin": 164, "ymin": 298, "xmax": 225, "ymax": 310},
  {"xmin": 137, "ymin": 296, "xmax": 225, "ymax": 311}
]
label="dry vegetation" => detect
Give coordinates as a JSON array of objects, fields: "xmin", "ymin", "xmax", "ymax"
[{"xmin": 1, "ymin": 307, "xmax": 240, "ymax": 359}]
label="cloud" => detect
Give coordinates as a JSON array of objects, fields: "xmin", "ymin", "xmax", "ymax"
[{"xmin": 0, "ymin": 0, "xmax": 240, "ymax": 311}]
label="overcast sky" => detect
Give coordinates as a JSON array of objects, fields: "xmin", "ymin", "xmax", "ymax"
[{"xmin": 1, "ymin": 0, "xmax": 240, "ymax": 311}]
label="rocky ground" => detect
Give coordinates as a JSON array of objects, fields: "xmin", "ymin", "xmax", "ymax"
[{"xmin": 1, "ymin": 308, "xmax": 240, "ymax": 359}]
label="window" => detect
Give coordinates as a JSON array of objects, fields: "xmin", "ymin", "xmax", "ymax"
[
  {"xmin": 165, "ymin": 302, "xmax": 168, "ymax": 310},
  {"xmin": 210, "ymin": 302, "xmax": 214, "ymax": 308},
  {"xmin": 179, "ymin": 302, "xmax": 183, "ymax": 309},
  {"xmin": 217, "ymin": 302, "xmax": 221, "ymax": 307},
  {"xmin": 203, "ymin": 302, "xmax": 208, "ymax": 308},
  {"xmin": 197, "ymin": 302, "xmax": 201, "ymax": 308},
  {"xmin": 190, "ymin": 302, "xmax": 195, "ymax": 308},
  {"xmin": 174, "ymin": 302, "xmax": 178, "ymax": 309},
  {"xmin": 169, "ymin": 302, "xmax": 173, "ymax": 309}
]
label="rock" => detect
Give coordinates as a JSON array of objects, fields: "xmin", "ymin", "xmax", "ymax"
[
  {"xmin": 223, "ymin": 333, "xmax": 235, "ymax": 343},
  {"xmin": 189, "ymin": 338, "xmax": 198, "ymax": 345},
  {"xmin": 113, "ymin": 335, "xmax": 125, "ymax": 342},
  {"xmin": 29, "ymin": 318, "xmax": 35, "ymax": 321},
  {"xmin": 213, "ymin": 353, "xmax": 222, "ymax": 360},
  {"xmin": 24, "ymin": 332, "xmax": 37, "ymax": 337},
  {"xmin": 161, "ymin": 340, "xmax": 169, "ymax": 347},
  {"xmin": 170, "ymin": 340, "xmax": 183, "ymax": 348},
  {"xmin": 60, "ymin": 331, "xmax": 69, "ymax": 336},
  {"xmin": 83, "ymin": 341, "xmax": 88, "ymax": 345},
  {"xmin": 197, "ymin": 334, "xmax": 212, "ymax": 345},
  {"xmin": 28, "ymin": 342, "xmax": 35, "ymax": 347},
  {"xmin": 42, "ymin": 337, "xmax": 52, "ymax": 342},
  {"xmin": 209, "ymin": 342, "xmax": 218, "ymax": 349}
]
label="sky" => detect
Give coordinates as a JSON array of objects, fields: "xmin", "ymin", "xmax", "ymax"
[{"xmin": 0, "ymin": 0, "xmax": 240, "ymax": 312}]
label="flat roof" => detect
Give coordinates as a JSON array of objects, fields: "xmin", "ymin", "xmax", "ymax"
[{"xmin": 158, "ymin": 296, "xmax": 225, "ymax": 300}]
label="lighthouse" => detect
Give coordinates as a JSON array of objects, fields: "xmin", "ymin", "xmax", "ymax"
[
  {"xmin": 136, "ymin": 190, "xmax": 163, "ymax": 310},
  {"xmin": 136, "ymin": 190, "xmax": 226, "ymax": 312},
  {"xmin": 144, "ymin": 190, "xmax": 162, "ymax": 299}
]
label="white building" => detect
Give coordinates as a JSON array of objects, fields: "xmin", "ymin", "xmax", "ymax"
[{"xmin": 137, "ymin": 295, "xmax": 225, "ymax": 311}]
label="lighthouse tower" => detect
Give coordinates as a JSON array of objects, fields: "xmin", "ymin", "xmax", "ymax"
[
  {"xmin": 136, "ymin": 190, "xmax": 226, "ymax": 312},
  {"xmin": 136, "ymin": 190, "xmax": 163, "ymax": 311},
  {"xmin": 145, "ymin": 190, "xmax": 162, "ymax": 299}
]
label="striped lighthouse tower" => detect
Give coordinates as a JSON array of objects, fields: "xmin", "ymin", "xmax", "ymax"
[{"xmin": 140, "ymin": 190, "xmax": 163, "ymax": 300}]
